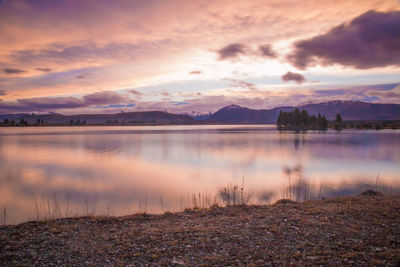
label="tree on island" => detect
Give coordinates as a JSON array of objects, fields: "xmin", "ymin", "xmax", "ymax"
[
  {"xmin": 334, "ymin": 113, "xmax": 344, "ymax": 131},
  {"xmin": 277, "ymin": 109, "xmax": 328, "ymax": 130}
]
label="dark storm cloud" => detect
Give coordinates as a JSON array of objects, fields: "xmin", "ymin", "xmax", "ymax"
[
  {"xmin": 258, "ymin": 44, "xmax": 277, "ymax": 58},
  {"xmin": 282, "ymin": 71, "xmax": 306, "ymax": 84},
  {"xmin": 288, "ymin": 10, "xmax": 400, "ymax": 69},
  {"xmin": 0, "ymin": 91, "xmax": 133, "ymax": 112},
  {"xmin": 217, "ymin": 43, "xmax": 247, "ymax": 60},
  {"xmin": 189, "ymin": 70, "xmax": 202, "ymax": 74},
  {"xmin": 35, "ymin": 67, "xmax": 52, "ymax": 72},
  {"xmin": 4, "ymin": 68, "xmax": 26, "ymax": 74}
]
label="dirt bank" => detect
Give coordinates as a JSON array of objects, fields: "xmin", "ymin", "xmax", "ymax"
[{"xmin": 1, "ymin": 193, "xmax": 399, "ymax": 266}]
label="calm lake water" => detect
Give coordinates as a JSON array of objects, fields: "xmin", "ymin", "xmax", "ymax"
[{"xmin": 1, "ymin": 125, "xmax": 400, "ymax": 224}]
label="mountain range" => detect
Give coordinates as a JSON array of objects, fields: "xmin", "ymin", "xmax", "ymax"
[
  {"xmin": 0, "ymin": 111, "xmax": 195, "ymax": 125},
  {"xmin": 1, "ymin": 100, "xmax": 399, "ymax": 125},
  {"xmin": 206, "ymin": 100, "xmax": 400, "ymax": 123}
]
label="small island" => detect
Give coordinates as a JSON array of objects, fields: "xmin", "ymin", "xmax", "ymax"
[{"xmin": 277, "ymin": 108, "xmax": 329, "ymax": 131}]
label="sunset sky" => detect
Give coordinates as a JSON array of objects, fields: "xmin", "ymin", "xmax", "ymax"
[{"xmin": 0, "ymin": 0, "xmax": 399, "ymax": 114}]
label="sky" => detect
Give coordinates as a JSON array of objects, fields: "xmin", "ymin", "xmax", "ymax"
[{"xmin": 0, "ymin": 0, "xmax": 399, "ymax": 115}]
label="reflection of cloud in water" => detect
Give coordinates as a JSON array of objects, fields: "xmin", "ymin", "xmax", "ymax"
[{"xmin": 0, "ymin": 126, "xmax": 399, "ymax": 224}]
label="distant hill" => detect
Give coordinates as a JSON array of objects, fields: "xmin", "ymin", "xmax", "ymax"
[
  {"xmin": 207, "ymin": 105, "xmax": 294, "ymax": 124},
  {"xmin": 206, "ymin": 101, "xmax": 400, "ymax": 123},
  {"xmin": 300, "ymin": 101, "xmax": 400, "ymax": 121},
  {"xmin": 1, "ymin": 100, "xmax": 400, "ymax": 126},
  {"xmin": 0, "ymin": 111, "xmax": 195, "ymax": 125}
]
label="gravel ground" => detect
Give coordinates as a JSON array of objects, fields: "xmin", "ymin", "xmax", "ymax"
[{"xmin": 1, "ymin": 192, "xmax": 400, "ymax": 266}]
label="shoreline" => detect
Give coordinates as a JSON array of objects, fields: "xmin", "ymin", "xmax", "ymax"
[{"xmin": 1, "ymin": 191, "xmax": 399, "ymax": 265}]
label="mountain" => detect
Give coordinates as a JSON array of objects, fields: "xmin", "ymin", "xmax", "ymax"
[
  {"xmin": 0, "ymin": 111, "xmax": 195, "ymax": 125},
  {"xmin": 2, "ymin": 100, "xmax": 399, "ymax": 125},
  {"xmin": 207, "ymin": 101, "xmax": 400, "ymax": 123},
  {"xmin": 300, "ymin": 101, "xmax": 400, "ymax": 120},
  {"xmin": 182, "ymin": 112, "xmax": 212, "ymax": 120},
  {"xmin": 207, "ymin": 104, "xmax": 294, "ymax": 124}
]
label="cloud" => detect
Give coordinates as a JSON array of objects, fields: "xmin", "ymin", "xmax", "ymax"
[
  {"xmin": 365, "ymin": 85, "xmax": 400, "ymax": 100},
  {"xmin": 282, "ymin": 71, "xmax": 306, "ymax": 84},
  {"xmin": 288, "ymin": 10, "xmax": 400, "ymax": 69},
  {"xmin": 0, "ymin": 89, "xmax": 6, "ymax": 96},
  {"xmin": 0, "ymin": 91, "xmax": 134, "ymax": 113},
  {"xmin": 75, "ymin": 73, "xmax": 92, "ymax": 79},
  {"xmin": 258, "ymin": 44, "xmax": 277, "ymax": 58},
  {"xmin": 128, "ymin": 89, "xmax": 144, "ymax": 100},
  {"xmin": 95, "ymin": 103, "xmax": 135, "ymax": 109},
  {"xmin": 9, "ymin": 42, "xmax": 143, "ymax": 68},
  {"xmin": 128, "ymin": 89, "xmax": 144, "ymax": 96},
  {"xmin": 217, "ymin": 43, "xmax": 247, "ymax": 60},
  {"xmin": 218, "ymin": 43, "xmax": 277, "ymax": 61},
  {"xmin": 307, "ymin": 83, "xmax": 400, "ymax": 103},
  {"xmin": 35, "ymin": 67, "xmax": 52, "ymax": 72},
  {"xmin": 4, "ymin": 68, "xmax": 26, "ymax": 74},
  {"xmin": 160, "ymin": 90, "xmax": 170, "ymax": 96},
  {"xmin": 170, "ymin": 101, "xmax": 188, "ymax": 106},
  {"xmin": 189, "ymin": 70, "xmax": 202, "ymax": 75},
  {"xmin": 82, "ymin": 91, "xmax": 131, "ymax": 106},
  {"xmin": 224, "ymin": 78, "xmax": 257, "ymax": 90}
]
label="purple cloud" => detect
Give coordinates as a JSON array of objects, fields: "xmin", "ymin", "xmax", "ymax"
[
  {"xmin": 288, "ymin": 10, "xmax": 400, "ymax": 69},
  {"xmin": 75, "ymin": 73, "xmax": 92, "ymax": 79},
  {"xmin": 224, "ymin": 78, "xmax": 257, "ymax": 90},
  {"xmin": 128, "ymin": 90, "xmax": 143, "ymax": 96},
  {"xmin": 83, "ymin": 91, "xmax": 131, "ymax": 105},
  {"xmin": 365, "ymin": 84, "xmax": 400, "ymax": 100},
  {"xmin": 217, "ymin": 43, "xmax": 247, "ymax": 60},
  {"xmin": 0, "ymin": 91, "xmax": 134, "ymax": 113},
  {"xmin": 4, "ymin": 68, "xmax": 26, "ymax": 74},
  {"xmin": 282, "ymin": 71, "xmax": 306, "ymax": 84},
  {"xmin": 35, "ymin": 67, "xmax": 52, "ymax": 72},
  {"xmin": 10, "ymin": 42, "xmax": 141, "ymax": 65},
  {"xmin": 17, "ymin": 97, "xmax": 84, "ymax": 110},
  {"xmin": 259, "ymin": 44, "xmax": 277, "ymax": 58}
]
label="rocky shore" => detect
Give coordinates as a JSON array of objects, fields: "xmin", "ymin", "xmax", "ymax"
[{"xmin": 1, "ymin": 192, "xmax": 399, "ymax": 266}]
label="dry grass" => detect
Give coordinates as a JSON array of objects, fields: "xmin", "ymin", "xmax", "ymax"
[{"xmin": 1, "ymin": 192, "xmax": 399, "ymax": 266}]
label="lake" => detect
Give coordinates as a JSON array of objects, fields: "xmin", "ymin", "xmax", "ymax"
[{"xmin": 1, "ymin": 125, "xmax": 399, "ymax": 224}]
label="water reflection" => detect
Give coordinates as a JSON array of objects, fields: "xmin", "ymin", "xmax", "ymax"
[{"xmin": 0, "ymin": 126, "xmax": 399, "ymax": 224}]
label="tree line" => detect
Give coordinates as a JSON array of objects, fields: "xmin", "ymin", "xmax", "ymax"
[
  {"xmin": 277, "ymin": 108, "xmax": 328, "ymax": 130},
  {"xmin": 0, "ymin": 118, "xmax": 29, "ymax": 127},
  {"xmin": 277, "ymin": 109, "xmax": 346, "ymax": 131}
]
